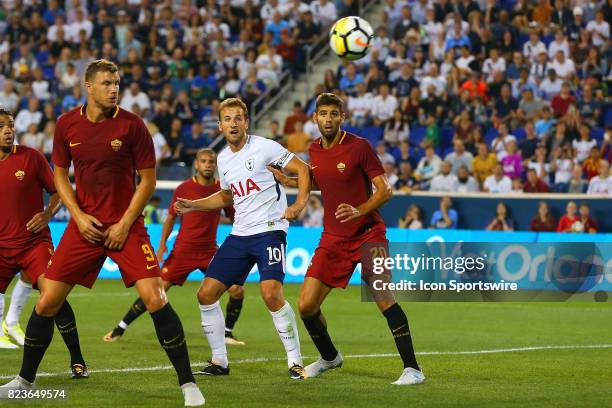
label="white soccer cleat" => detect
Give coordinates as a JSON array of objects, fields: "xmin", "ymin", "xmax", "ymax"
[
  {"xmin": 0, "ymin": 376, "xmax": 34, "ymax": 399},
  {"xmin": 181, "ymin": 382, "xmax": 205, "ymax": 406},
  {"xmin": 3, "ymin": 321, "xmax": 25, "ymax": 346},
  {"xmin": 304, "ymin": 352, "xmax": 343, "ymax": 378},
  {"xmin": 0, "ymin": 334, "xmax": 18, "ymax": 349},
  {"xmin": 392, "ymin": 367, "xmax": 426, "ymax": 385}
]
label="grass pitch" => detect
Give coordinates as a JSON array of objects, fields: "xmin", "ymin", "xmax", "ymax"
[{"xmin": 1, "ymin": 280, "xmax": 611, "ymax": 407}]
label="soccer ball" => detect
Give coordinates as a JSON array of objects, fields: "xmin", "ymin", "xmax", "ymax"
[{"xmin": 329, "ymin": 16, "xmax": 374, "ymax": 61}]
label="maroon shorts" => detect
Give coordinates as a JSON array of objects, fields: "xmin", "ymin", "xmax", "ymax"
[
  {"xmin": 161, "ymin": 246, "xmax": 217, "ymax": 286},
  {"xmin": 45, "ymin": 219, "xmax": 160, "ymax": 288},
  {"xmin": 0, "ymin": 240, "xmax": 53, "ymax": 293},
  {"xmin": 306, "ymin": 224, "xmax": 388, "ymax": 289}
]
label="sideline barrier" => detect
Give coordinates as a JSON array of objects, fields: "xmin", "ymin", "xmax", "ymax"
[{"xmin": 47, "ymin": 223, "xmax": 611, "ymax": 285}]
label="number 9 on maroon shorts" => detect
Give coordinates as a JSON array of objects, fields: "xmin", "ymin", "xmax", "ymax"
[
  {"xmin": 45, "ymin": 219, "xmax": 160, "ymax": 288},
  {"xmin": 306, "ymin": 224, "xmax": 388, "ymax": 289}
]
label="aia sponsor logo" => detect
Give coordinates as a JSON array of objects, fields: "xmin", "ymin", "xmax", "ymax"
[
  {"xmin": 14, "ymin": 170, "xmax": 25, "ymax": 180},
  {"xmin": 230, "ymin": 178, "xmax": 261, "ymax": 197}
]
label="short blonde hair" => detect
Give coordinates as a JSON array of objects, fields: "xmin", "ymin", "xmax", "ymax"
[{"xmin": 218, "ymin": 98, "xmax": 248, "ymax": 120}]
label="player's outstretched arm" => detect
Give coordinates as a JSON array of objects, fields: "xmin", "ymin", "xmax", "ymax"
[
  {"xmin": 266, "ymin": 165, "xmax": 319, "ymax": 190},
  {"xmin": 281, "ymin": 156, "xmax": 312, "ymax": 221},
  {"xmin": 105, "ymin": 167, "xmax": 157, "ymax": 250},
  {"xmin": 157, "ymin": 212, "xmax": 177, "ymax": 261},
  {"xmin": 175, "ymin": 189, "xmax": 233, "ymax": 214},
  {"xmin": 336, "ymin": 174, "xmax": 393, "ymax": 223},
  {"xmin": 54, "ymin": 165, "xmax": 105, "ymax": 243}
]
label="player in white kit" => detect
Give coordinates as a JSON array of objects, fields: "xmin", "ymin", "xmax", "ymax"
[{"xmin": 175, "ymin": 98, "xmax": 312, "ymax": 379}]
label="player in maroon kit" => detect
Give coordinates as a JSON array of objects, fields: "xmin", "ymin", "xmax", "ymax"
[
  {"xmin": 0, "ymin": 107, "xmax": 89, "ymax": 380},
  {"xmin": 103, "ymin": 148, "xmax": 246, "ymax": 346},
  {"xmin": 269, "ymin": 93, "xmax": 425, "ymax": 385},
  {"xmin": 0, "ymin": 60, "xmax": 205, "ymax": 406}
]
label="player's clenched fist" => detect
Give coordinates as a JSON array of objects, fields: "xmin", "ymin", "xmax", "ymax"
[
  {"xmin": 282, "ymin": 204, "xmax": 303, "ymax": 222},
  {"xmin": 335, "ymin": 203, "xmax": 361, "ymax": 223},
  {"xmin": 174, "ymin": 197, "xmax": 196, "ymax": 215},
  {"xmin": 74, "ymin": 212, "xmax": 105, "ymax": 244}
]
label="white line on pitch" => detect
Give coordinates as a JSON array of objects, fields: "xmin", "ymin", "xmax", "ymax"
[{"xmin": 1, "ymin": 344, "xmax": 611, "ymax": 380}]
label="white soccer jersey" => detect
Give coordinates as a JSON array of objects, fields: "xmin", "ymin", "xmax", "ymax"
[{"xmin": 217, "ymin": 135, "xmax": 295, "ymax": 236}]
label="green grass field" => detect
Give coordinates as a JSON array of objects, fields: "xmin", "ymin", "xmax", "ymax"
[{"xmin": 1, "ymin": 279, "xmax": 611, "ymax": 407}]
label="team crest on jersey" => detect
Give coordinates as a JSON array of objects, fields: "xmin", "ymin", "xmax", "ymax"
[
  {"xmin": 14, "ymin": 170, "xmax": 25, "ymax": 180},
  {"xmin": 336, "ymin": 162, "xmax": 346, "ymax": 173},
  {"xmin": 245, "ymin": 157, "xmax": 255, "ymax": 171},
  {"xmin": 111, "ymin": 139, "xmax": 123, "ymax": 151}
]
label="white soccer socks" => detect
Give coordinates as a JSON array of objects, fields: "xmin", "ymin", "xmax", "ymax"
[
  {"xmin": 5, "ymin": 279, "xmax": 32, "ymax": 327},
  {"xmin": 199, "ymin": 301, "xmax": 228, "ymax": 368},
  {"xmin": 269, "ymin": 301, "xmax": 303, "ymax": 367}
]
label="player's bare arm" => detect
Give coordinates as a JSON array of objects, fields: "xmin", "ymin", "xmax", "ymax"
[
  {"xmin": 266, "ymin": 165, "xmax": 320, "ymax": 190},
  {"xmin": 157, "ymin": 212, "xmax": 177, "ymax": 261},
  {"xmin": 335, "ymin": 174, "xmax": 392, "ymax": 223},
  {"xmin": 26, "ymin": 192, "xmax": 62, "ymax": 234},
  {"xmin": 281, "ymin": 156, "xmax": 312, "ymax": 221},
  {"xmin": 54, "ymin": 165, "xmax": 105, "ymax": 244},
  {"xmin": 175, "ymin": 189, "xmax": 233, "ymax": 215},
  {"xmin": 105, "ymin": 167, "xmax": 156, "ymax": 250}
]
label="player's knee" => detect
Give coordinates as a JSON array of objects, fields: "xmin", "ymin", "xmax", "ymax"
[
  {"xmin": 228, "ymin": 285, "xmax": 244, "ymax": 300},
  {"xmin": 298, "ymin": 297, "xmax": 319, "ymax": 318},
  {"xmin": 261, "ymin": 290, "xmax": 284, "ymax": 311},
  {"xmin": 197, "ymin": 289, "xmax": 218, "ymax": 306},
  {"xmin": 35, "ymin": 295, "xmax": 63, "ymax": 317},
  {"xmin": 142, "ymin": 294, "xmax": 167, "ymax": 313}
]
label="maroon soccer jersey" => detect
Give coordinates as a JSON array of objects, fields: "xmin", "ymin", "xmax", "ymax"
[
  {"xmin": 52, "ymin": 105, "xmax": 156, "ymax": 224},
  {"xmin": 309, "ymin": 131, "xmax": 385, "ymax": 237},
  {"xmin": 168, "ymin": 178, "xmax": 233, "ymax": 251},
  {"xmin": 0, "ymin": 145, "xmax": 56, "ymax": 249}
]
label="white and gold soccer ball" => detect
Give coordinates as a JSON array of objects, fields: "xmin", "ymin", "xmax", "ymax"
[{"xmin": 329, "ymin": 16, "xmax": 374, "ymax": 61}]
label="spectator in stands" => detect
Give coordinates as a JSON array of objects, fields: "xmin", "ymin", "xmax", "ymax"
[
  {"xmin": 398, "ymin": 204, "xmax": 424, "ymax": 230},
  {"xmin": 61, "ymin": 86, "xmax": 85, "ymax": 112},
  {"xmin": 146, "ymin": 122, "xmax": 170, "ymax": 166},
  {"xmin": 295, "ymin": 10, "xmax": 320, "ymax": 51},
  {"xmin": 395, "ymin": 161, "xmax": 418, "ymax": 193},
  {"xmin": 420, "ymin": 114, "xmax": 440, "ymax": 149},
  {"xmin": 0, "ymin": 80, "xmax": 19, "ymax": 113},
  {"xmin": 524, "ymin": 168, "xmax": 550, "ymax": 193},
  {"xmin": 587, "ymin": 160, "xmax": 611, "ymax": 195},
  {"xmin": 383, "ymin": 161, "xmax": 399, "ymax": 187},
  {"xmin": 20, "ymin": 123, "xmax": 44, "ymax": 152},
  {"xmin": 567, "ymin": 164, "xmax": 589, "ymax": 193},
  {"xmin": 384, "ymin": 109, "xmax": 410, "ymax": 146},
  {"xmin": 557, "ymin": 201, "xmax": 581, "ymax": 232},
  {"xmin": 586, "ymin": 9, "xmax": 610, "ymax": 48},
  {"xmin": 283, "ymin": 101, "xmax": 309, "ymax": 135},
  {"xmin": 430, "ymin": 160, "xmax": 458, "ymax": 193},
  {"xmin": 300, "ymin": 195, "xmax": 324, "ymax": 227},
  {"xmin": 576, "ymin": 202, "xmax": 598, "ymax": 233},
  {"xmin": 551, "ymin": 82, "xmax": 576, "ymax": 119},
  {"xmin": 572, "ymin": 124, "xmax": 598, "ymax": 164},
  {"xmin": 527, "ymin": 143, "xmax": 551, "ymax": 184},
  {"xmin": 539, "ymin": 69, "xmax": 563, "ymax": 101},
  {"xmin": 430, "ymin": 196, "xmax": 458, "ymax": 229},
  {"xmin": 577, "ymin": 84, "xmax": 602, "ymax": 128},
  {"xmin": 371, "ymin": 84, "xmax": 398, "ymax": 126},
  {"xmin": 420, "ymin": 63, "xmax": 446, "ymax": 99},
  {"xmin": 165, "ymin": 118, "xmax": 185, "ymax": 165},
  {"xmin": 309, "ymin": 0, "xmax": 337, "ymax": 28},
  {"xmin": 182, "ymin": 123, "xmax": 210, "ymax": 163},
  {"xmin": 31, "ymin": 68, "xmax": 51, "ymax": 102},
  {"xmin": 549, "ymin": 51, "xmax": 576, "ymax": 82},
  {"xmin": 484, "ymin": 163, "xmax": 512, "ymax": 193},
  {"xmin": 143, "ymin": 196, "xmax": 161, "ymax": 225},
  {"xmin": 415, "ymin": 146, "xmax": 442, "ymax": 188},
  {"xmin": 455, "ymin": 165, "xmax": 479, "ymax": 193},
  {"xmin": 376, "ymin": 142, "xmax": 396, "ymax": 166},
  {"xmin": 256, "ymin": 47, "xmax": 283, "ymax": 89},
  {"xmin": 347, "ymin": 82, "xmax": 373, "ymax": 127},
  {"xmin": 392, "ymin": 5, "xmax": 418, "ymax": 41},
  {"xmin": 483, "ymin": 48, "xmax": 506, "ymax": 83},
  {"xmin": 490, "ymin": 122, "xmax": 516, "ymax": 156},
  {"xmin": 120, "ymin": 82, "xmax": 151, "ymax": 114},
  {"xmin": 582, "ymin": 146, "xmax": 602, "ymax": 180},
  {"xmin": 517, "ymin": 88, "xmax": 546, "ymax": 123},
  {"xmin": 523, "ymin": 31, "xmax": 546, "ymax": 63},
  {"xmin": 445, "ymin": 139, "xmax": 473, "ymax": 174},
  {"xmin": 339, "ymin": 63, "xmax": 364, "ymax": 96},
  {"xmin": 473, "ymin": 143, "xmax": 497, "ymax": 187},
  {"xmin": 519, "ymin": 121, "xmax": 539, "ymax": 161},
  {"xmin": 393, "ymin": 62, "xmax": 418, "ymax": 100},
  {"xmin": 550, "ymin": 146, "xmax": 575, "ymax": 192},
  {"xmin": 530, "ymin": 201, "xmax": 557, "ymax": 232},
  {"xmin": 500, "ymin": 140, "xmax": 523, "ymax": 178},
  {"xmin": 445, "ymin": 23, "xmax": 471, "ymax": 53},
  {"xmin": 265, "ymin": 11, "xmax": 290, "ymax": 47},
  {"xmin": 15, "ymin": 98, "xmax": 42, "ymax": 135},
  {"xmin": 486, "ymin": 202, "xmax": 514, "ymax": 231},
  {"xmin": 267, "ymin": 120, "xmax": 285, "ymax": 145},
  {"xmin": 239, "ymin": 67, "xmax": 267, "ymax": 109},
  {"xmin": 286, "ymin": 121, "xmax": 311, "ymax": 160}
]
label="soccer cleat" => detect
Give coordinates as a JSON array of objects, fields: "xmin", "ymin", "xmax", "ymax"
[
  {"xmin": 0, "ymin": 376, "xmax": 34, "ymax": 399},
  {"xmin": 391, "ymin": 367, "xmax": 426, "ymax": 385},
  {"xmin": 181, "ymin": 382, "xmax": 205, "ymax": 406},
  {"xmin": 288, "ymin": 364, "xmax": 307, "ymax": 380},
  {"xmin": 103, "ymin": 327, "xmax": 124, "ymax": 342},
  {"xmin": 0, "ymin": 334, "xmax": 18, "ymax": 349},
  {"xmin": 2, "ymin": 321, "xmax": 25, "ymax": 346},
  {"xmin": 224, "ymin": 331, "xmax": 246, "ymax": 346},
  {"xmin": 71, "ymin": 363, "xmax": 89, "ymax": 379},
  {"xmin": 193, "ymin": 361, "xmax": 230, "ymax": 376},
  {"xmin": 305, "ymin": 352, "xmax": 343, "ymax": 378}
]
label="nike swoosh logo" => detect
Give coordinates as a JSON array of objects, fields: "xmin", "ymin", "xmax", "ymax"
[
  {"xmin": 268, "ymin": 261, "xmax": 280, "ymax": 265},
  {"xmin": 164, "ymin": 334, "xmax": 180, "ymax": 344},
  {"xmin": 223, "ymin": 170, "xmax": 229, "ymax": 176},
  {"xmin": 146, "ymin": 264, "xmax": 158, "ymax": 270},
  {"xmin": 392, "ymin": 324, "xmax": 407, "ymax": 334},
  {"xmin": 311, "ymin": 166, "xmax": 318, "ymax": 170},
  {"xmin": 57, "ymin": 322, "xmax": 72, "ymax": 329},
  {"xmin": 355, "ymin": 38, "xmax": 369, "ymax": 47},
  {"xmin": 69, "ymin": 142, "xmax": 81, "ymax": 147}
]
